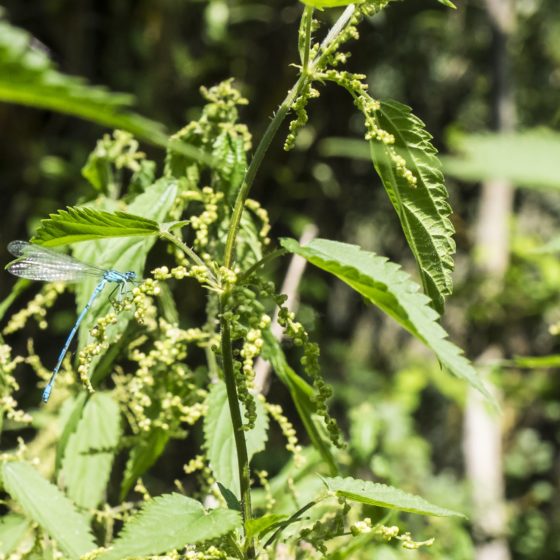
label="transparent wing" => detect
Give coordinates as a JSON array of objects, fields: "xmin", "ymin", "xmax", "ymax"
[{"xmin": 6, "ymin": 240, "xmax": 105, "ymax": 282}]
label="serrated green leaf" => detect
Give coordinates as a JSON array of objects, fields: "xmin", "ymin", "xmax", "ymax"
[
  {"xmin": 99, "ymin": 493, "xmax": 241, "ymax": 560},
  {"xmin": 120, "ymin": 428, "xmax": 170, "ymax": 500},
  {"xmin": 0, "ymin": 513, "xmax": 31, "ymax": 555},
  {"xmin": 370, "ymin": 99, "xmax": 455, "ymax": 312},
  {"xmin": 60, "ymin": 392, "xmax": 121, "ymax": 510},
  {"xmin": 2, "ymin": 462, "xmax": 96, "ymax": 559},
  {"xmin": 281, "ymin": 238, "xmax": 494, "ymax": 404},
  {"xmin": 31, "ymin": 207, "xmax": 160, "ymax": 247},
  {"xmin": 204, "ymin": 381, "xmax": 268, "ymax": 498},
  {"xmin": 262, "ymin": 330, "xmax": 338, "ymax": 475},
  {"xmin": 323, "ymin": 476, "xmax": 465, "ymax": 517}
]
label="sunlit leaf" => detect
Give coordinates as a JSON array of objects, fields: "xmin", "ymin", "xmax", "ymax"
[
  {"xmin": 323, "ymin": 476, "xmax": 465, "ymax": 517},
  {"xmin": 61, "ymin": 392, "xmax": 121, "ymax": 510},
  {"xmin": 99, "ymin": 494, "xmax": 241, "ymax": 560},
  {"xmin": 31, "ymin": 207, "xmax": 160, "ymax": 247},
  {"xmin": 204, "ymin": 381, "xmax": 268, "ymax": 498},
  {"xmin": 281, "ymin": 238, "xmax": 494, "ymax": 404},
  {"xmin": 370, "ymin": 100, "xmax": 455, "ymax": 313},
  {"xmin": 2, "ymin": 462, "xmax": 96, "ymax": 559}
]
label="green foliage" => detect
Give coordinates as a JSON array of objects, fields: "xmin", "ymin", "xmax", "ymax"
[
  {"xmin": 281, "ymin": 237, "xmax": 493, "ymax": 403},
  {"xmin": 1, "ymin": 462, "xmax": 96, "ymax": 559},
  {"xmin": 204, "ymin": 381, "xmax": 269, "ymax": 498},
  {"xmin": 60, "ymin": 392, "xmax": 121, "ymax": 510},
  {"xmin": 370, "ymin": 100, "xmax": 455, "ymax": 313},
  {"xmin": 323, "ymin": 476, "xmax": 465, "ymax": 517},
  {"xmin": 0, "ymin": 21, "xmax": 166, "ymax": 147},
  {"xmin": 31, "ymin": 207, "xmax": 160, "ymax": 247},
  {"xmin": 443, "ymin": 129, "xmax": 560, "ymax": 189},
  {"xmin": 99, "ymin": 494, "xmax": 242, "ymax": 560},
  {"xmin": 0, "ymin": 1, "xmax": 512, "ymax": 557}
]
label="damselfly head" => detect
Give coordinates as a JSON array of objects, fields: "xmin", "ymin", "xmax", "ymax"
[{"xmin": 125, "ymin": 271, "xmax": 137, "ymax": 281}]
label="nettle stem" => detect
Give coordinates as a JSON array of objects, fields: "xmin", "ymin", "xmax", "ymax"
[
  {"xmin": 224, "ymin": 3, "xmax": 357, "ymax": 270},
  {"xmin": 219, "ymin": 295, "xmax": 255, "ymax": 557},
  {"xmin": 218, "ymin": 5, "xmax": 357, "ymax": 556}
]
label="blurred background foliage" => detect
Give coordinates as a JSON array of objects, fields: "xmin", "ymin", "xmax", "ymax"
[{"xmin": 1, "ymin": 0, "xmax": 559, "ymax": 558}]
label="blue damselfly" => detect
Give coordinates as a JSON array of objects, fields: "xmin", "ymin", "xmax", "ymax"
[{"xmin": 6, "ymin": 241, "xmax": 137, "ymax": 402}]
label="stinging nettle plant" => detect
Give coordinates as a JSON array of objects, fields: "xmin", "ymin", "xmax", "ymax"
[{"xmin": 1, "ymin": 1, "xmax": 490, "ymax": 559}]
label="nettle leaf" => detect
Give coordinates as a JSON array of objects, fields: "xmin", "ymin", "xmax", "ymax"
[
  {"xmin": 2, "ymin": 462, "xmax": 96, "ymax": 559},
  {"xmin": 31, "ymin": 206, "xmax": 160, "ymax": 247},
  {"xmin": 370, "ymin": 99, "xmax": 455, "ymax": 313},
  {"xmin": 323, "ymin": 476, "xmax": 465, "ymax": 517},
  {"xmin": 204, "ymin": 381, "xmax": 268, "ymax": 498},
  {"xmin": 281, "ymin": 238, "xmax": 493, "ymax": 404},
  {"xmin": 60, "ymin": 392, "xmax": 121, "ymax": 510},
  {"xmin": 262, "ymin": 330, "xmax": 338, "ymax": 475},
  {"xmin": 100, "ymin": 493, "xmax": 241, "ymax": 560}
]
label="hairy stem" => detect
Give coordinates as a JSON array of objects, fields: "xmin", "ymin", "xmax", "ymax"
[
  {"xmin": 223, "ymin": 3, "xmax": 357, "ymax": 270},
  {"xmin": 218, "ymin": 7, "xmax": 358, "ymax": 557},
  {"xmin": 219, "ymin": 294, "xmax": 254, "ymax": 557}
]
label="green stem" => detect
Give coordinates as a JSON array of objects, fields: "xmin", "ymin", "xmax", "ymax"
[
  {"xmin": 223, "ymin": 3, "xmax": 357, "ymax": 270},
  {"xmin": 219, "ymin": 294, "xmax": 254, "ymax": 557}
]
